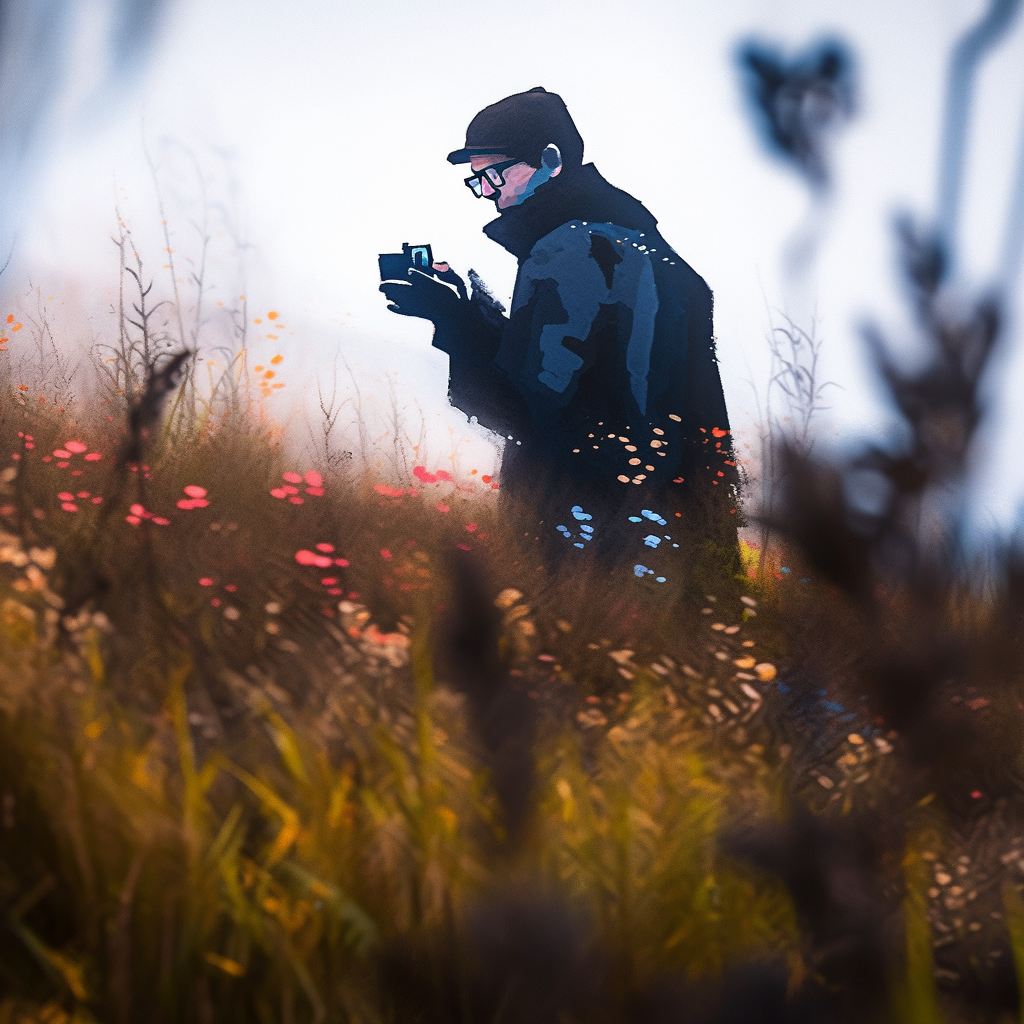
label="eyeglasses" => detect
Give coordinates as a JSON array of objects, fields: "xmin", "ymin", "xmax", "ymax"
[{"xmin": 464, "ymin": 159, "xmax": 520, "ymax": 197}]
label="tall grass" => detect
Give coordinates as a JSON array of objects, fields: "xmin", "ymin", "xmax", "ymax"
[{"xmin": 4, "ymin": 149, "xmax": 1024, "ymax": 1022}]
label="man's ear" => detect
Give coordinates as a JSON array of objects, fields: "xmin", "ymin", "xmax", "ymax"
[{"xmin": 541, "ymin": 144, "xmax": 562, "ymax": 177}]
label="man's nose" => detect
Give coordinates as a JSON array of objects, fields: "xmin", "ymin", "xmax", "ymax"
[{"xmin": 480, "ymin": 177, "xmax": 497, "ymax": 197}]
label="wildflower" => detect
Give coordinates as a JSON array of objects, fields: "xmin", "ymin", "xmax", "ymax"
[
  {"xmin": 152, "ymin": 517, "xmax": 169, "ymax": 526},
  {"xmin": 61, "ymin": 502, "xmax": 78, "ymax": 512},
  {"xmin": 435, "ymin": 503, "xmax": 450, "ymax": 513},
  {"xmin": 84, "ymin": 452, "xmax": 101, "ymax": 461},
  {"xmin": 295, "ymin": 550, "xmax": 319, "ymax": 566},
  {"xmin": 270, "ymin": 488, "xmax": 288, "ymax": 499},
  {"xmin": 64, "ymin": 441, "xmax": 87, "ymax": 453},
  {"xmin": 57, "ymin": 492, "xmax": 74, "ymax": 501},
  {"xmin": 305, "ymin": 470, "xmax": 322, "ymax": 487},
  {"xmin": 316, "ymin": 542, "xmax": 334, "ymax": 553},
  {"xmin": 199, "ymin": 578, "xmax": 214, "ymax": 586},
  {"xmin": 282, "ymin": 471, "xmax": 302, "ymax": 484},
  {"xmin": 125, "ymin": 515, "xmax": 141, "ymax": 526},
  {"xmin": 321, "ymin": 577, "xmax": 338, "ymax": 585},
  {"xmin": 177, "ymin": 486, "xmax": 210, "ymax": 510},
  {"xmin": 53, "ymin": 449, "xmax": 71, "ymax": 459}
]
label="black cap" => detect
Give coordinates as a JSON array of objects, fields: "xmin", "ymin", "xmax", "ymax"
[{"xmin": 447, "ymin": 87, "xmax": 584, "ymax": 168}]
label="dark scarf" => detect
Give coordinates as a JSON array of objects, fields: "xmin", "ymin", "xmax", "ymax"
[{"xmin": 482, "ymin": 163, "xmax": 662, "ymax": 262}]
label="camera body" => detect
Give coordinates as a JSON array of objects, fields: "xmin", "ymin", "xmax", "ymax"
[{"xmin": 378, "ymin": 243, "xmax": 433, "ymax": 282}]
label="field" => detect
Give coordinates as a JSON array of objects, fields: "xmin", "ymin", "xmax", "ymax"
[{"xmin": 3, "ymin": 219, "xmax": 1024, "ymax": 1024}]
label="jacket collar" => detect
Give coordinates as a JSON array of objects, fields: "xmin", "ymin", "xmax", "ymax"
[{"xmin": 482, "ymin": 163, "xmax": 661, "ymax": 262}]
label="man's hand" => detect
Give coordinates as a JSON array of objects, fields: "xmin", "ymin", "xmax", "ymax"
[{"xmin": 380, "ymin": 263, "xmax": 467, "ymax": 321}]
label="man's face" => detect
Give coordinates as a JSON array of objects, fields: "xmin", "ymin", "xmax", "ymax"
[{"xmin": 469, "ymin": 154, "xmax": 540, "ymax": 210}]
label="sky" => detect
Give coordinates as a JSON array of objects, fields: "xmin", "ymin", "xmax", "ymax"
[{"xmin": 5, "ymin": 0, "xmax": 1024, "ymax": 534}]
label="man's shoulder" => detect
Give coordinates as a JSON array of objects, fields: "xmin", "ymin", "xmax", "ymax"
[{"xmin": 523, "ymin": 220, "xmax": 711, "ymax": 298}]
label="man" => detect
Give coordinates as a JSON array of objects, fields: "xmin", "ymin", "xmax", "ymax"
[{"xmin": 381, "ymin": 87, "xmax": 736, "ymax": 566}]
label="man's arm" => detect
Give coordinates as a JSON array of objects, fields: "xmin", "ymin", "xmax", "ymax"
[
  {"xmin": 431, "ymin": 297, "xmax": 531, "ymax": 438},
  {"xmin": 380, "ymin": 268, "xmax": 530, "ymax": 438}
]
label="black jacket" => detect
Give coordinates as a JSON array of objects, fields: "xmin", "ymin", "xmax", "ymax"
[{"xmin": 432, "ymin": 163, "xmax": 736, "ymax": 550}]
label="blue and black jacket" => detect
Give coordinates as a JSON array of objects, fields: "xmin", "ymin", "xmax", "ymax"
[{"xmin": 432, "ymin": 162, "xmax": 737, "ymax": 548}]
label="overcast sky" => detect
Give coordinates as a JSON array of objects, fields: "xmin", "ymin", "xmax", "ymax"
[{"xmin": 6, "ymin": 0, "xmax": 1024, "ymax": 534}]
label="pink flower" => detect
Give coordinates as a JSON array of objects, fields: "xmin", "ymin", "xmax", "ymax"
[
  {"xmin": 152, "ymin": 517, "xmax": 169, "ymax": 526},
  {"xmin": 282, "ymin": 471, "xmax": 302, "ymax": 484},
  {"xmin": 225, "ymin": 584, "xmax": 237, "ymax": 592},
  {"xmin": 61, "ymin": 502, "xmax": 78, "ymax": 513},
  {"xmin": 435, "ymin": 503, "xmax": 450, "ymax": 513},
  {"xmin": 53, "ymin": 449, "xmax": 71, "ymax": 459},
  {"xmin": 321, "ymin": 577, "xmax": 338, "ymax": 586},
  {"xmin": 456, "ymin": 543, "xmax": 471, "ymax": 551},
  {"xmin": 313, "ymin": 555, "xmax": 332, "ymax": 568},
  {"xmin": 316, "ymin": 542, "xmax": 334, "ymax": 553},
  {"xmin": 328, "ymin": 587, "xmax": 342, "ymax": 596},
  {"xmin": 334, "ymin": 558, "xmax": 349, "ymax": 567},
  {"xmin": 305, "ymin": 470, "xmax": 323, "ymax": 487},
  {"xmin": 288, "ymin": 496, "xmax": 304, "ymax": 504},
  {"xmin": 84, "ymin": 452, "xmax": 102, "ymax": 462},
  {"xmin": 305, "ymin": 486, "xmax": 324, "ymax": 496},
  {"xmin": 295, "ymin": 550, "xmax": 318, "ymax": 565},
  {"xmin": 130, "ymin": 503, "xmax": 147, "ymax": 517},
  {"xmin": 282, "ymin": 485, "xmax": 299, "ymax": 495},
  {"xmin": 270, "ymin": 488, "xmax": 287, "ymax": 499},
  {"xmin": 211, "ymin": 598, "xmax": 221, "ymax": 608},
  {"xmin": 380, "ymin": 549, "xmax": 392, "ymax": 560},
  {"xmin": 76, "ymin": 491, "xmax": 89, "ymax": 499},
  {"xmin": 199, "ymin": 578, "xmax": 214, "ymax": 586},
  {"xmin": 465, "ymin": 522, "xmax": 477, "ymax": 532},
  {"xmin": 183, "ymin": 485, "xmax": 207, "ymax": 498},
  {"xmin": 24, "ymin": 442, "xmax": 34, "ymax": 450},
  {"xmin": 64, "ymin": 441, "xmax": 87, "ymax": 454},
  {"xmin": 91, "ymin": 497, "xmax": 103, "ymax": 505},
  {"xmin": 57, "ymin": 491, "xmax": 74, "ymax": 501},
  {"xmin": 71, "ymin": 470, "xmax": 82, "ymax": 477},
  {"xmin": 56, "ymin": 461, "xmax": 69, "ymax": 468},
  {"xmin": 125, "ymin": 515, "xmax": 141, "ymax": 526},
  {"xmin": 176, "ymin": 498, "xmax": 210, "ymax": 510},
  {"xmin": 435, "ymin": 469, "xmax": 453, "ymax": 481},
  {"xmin": 413, "ymin": 466, "xmax": 437, "ymax": 483}
]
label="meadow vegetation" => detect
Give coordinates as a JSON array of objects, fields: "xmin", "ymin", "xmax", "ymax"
[{"xmin": 2, "ymin": 193, "xmax": 1024, "ymax": 1024}]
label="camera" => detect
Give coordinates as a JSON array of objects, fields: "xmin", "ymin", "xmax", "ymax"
[{"xmin": 378, "ymin": 243, "xmax": 433, "ymax": 282}]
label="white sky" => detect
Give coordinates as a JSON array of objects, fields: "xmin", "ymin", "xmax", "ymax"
[{"xmin": 6, "ymin": 0, "xmax": 1024, "ymax": 534}]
